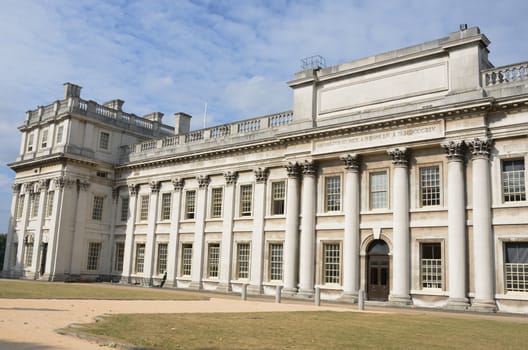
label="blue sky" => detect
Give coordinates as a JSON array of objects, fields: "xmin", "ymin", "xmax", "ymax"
[{"xmin": 1, "ymin": 0, "xmax": 528, "ymax": 230}]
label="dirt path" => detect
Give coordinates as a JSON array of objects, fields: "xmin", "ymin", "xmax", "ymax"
[{"xmin": 0, "ymin": 297, "xmax": 355, "ymax": 349}]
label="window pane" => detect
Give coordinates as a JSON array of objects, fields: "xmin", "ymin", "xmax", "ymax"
[
  {"xmin": 92, "ymin": 196, "xmax": 104, "ymax": 221},
  {"xmin": 420, "ymin": 166, "xmax": 440, "ymax": 206},
  {"xmin": 120, "ymin": 197, "xmax": 129, "ymax": 222},
  {"xmin": 421, "ymin": 242, "xmax": 442, "ymax": 289},
  {"xmin": 269, "ymin": 243, "xmax": 283, "ymax": 281},
  {"xmin": 237, "ymin": 243, "xmax": 250, "ymax": 279},
  {"xmin": 325, "ymin": 176, "xmax": 341, "ymax": 212},
  {"xmin": 503, "ymin": 159, "xmax": 526, "ymax": 202},
  {"xmin": 185, "ymin": 190, "xmax": 196, "ymax": 219},
  {"xmin": 135, "ymin": 244, "xmax": 145, "ymax": 273},
  {"xmin": 211, "ymin": 188, "xmax": 223, "ymax": 218},
  {"xmin": 161, "ymin": 193, "xmax": 172, "ymax": 220},
  {"xmin": 157, "ymin": 243, "xmax": 168, "ymax": 274},
  {"xmin": 87, "ymin": 242, "xmax": 101, "ymax": 271},
  {"xmin": 140, "ymin": 195, "xmax": 149, "ymax": 221},
  {"xmin": 207, "ymin": 243, "xmax": 220, "ymax": 278},
  {"xmin": 323, "ymin": 243, "xmax": 340, "ymax": 284},
  {"xmin": 240, "ymin": 185, "xmax": 253, "ymax": 216},
  {"xmin": 114, "ymin": 242, "xmax": 125, "ymax": 271},
  {"xmin": 99, "ymin": 132, "xmax": 110, "ymax": 150},
  {"xmin": 271, "ymin": 182, "xmax": 285, "ymax": 215},
  {"xmin": 370, "ymin": 172, "xmax": 387, "ymax": 209},
  {"xmin": 181, "ymin": 244, "xmax": 193, "ymax": 276}
]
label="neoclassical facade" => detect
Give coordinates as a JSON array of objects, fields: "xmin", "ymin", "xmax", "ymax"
[{"xmin": 3, "ymin": 26, "xmax": 528, "ymax": 313}]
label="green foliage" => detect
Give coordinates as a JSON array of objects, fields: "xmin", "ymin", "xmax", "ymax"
[{"xmin": 0, "ymin": 233, "xmax": 6, "ymax": 270}]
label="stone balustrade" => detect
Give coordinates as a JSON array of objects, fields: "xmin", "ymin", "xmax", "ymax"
[
  {"xmin": 124, "ymin": 110, "xmax": 294, "ymax": 162},
  {"xmin": 24, "ymin": 97, "xmax": 174, "ymax": 137},
  {"xmin": 482, "ymin": 62, "xmax": 528, "ymax": 86}
]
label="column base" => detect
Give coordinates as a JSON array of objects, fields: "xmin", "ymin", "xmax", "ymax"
[
  {"xmin": 188, "ymin": 281, "xmax": 203, "ymax": 290},
  {"xmin": 471, "ymin": 299, "xmax": 497, "ymax": 313},
  {"xmin": 247, "ymin": 285, "xmax": 263, "ymax": 295},
  {"xmin": 296, "ymin": 288, "xmax": 314, "ymax": 299},
  {"xmin": 389, "ymin": 294, "xmax": 412, "ymax": 306},
  {"xmin": 445, "ymin": 297, "xmax": 470, "ymax": 310},
  {"xmin": 216, "ymin": 282, "xmax": 232, "ymax": 293},
  {"xmin": 338, "ymin": 292, "xmax": 359, "ymax": 304},
  {"xmin": 281, "ymin": 287, "xmax": 298, "ymax": 297}
]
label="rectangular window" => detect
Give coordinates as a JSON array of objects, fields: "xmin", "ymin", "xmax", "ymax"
[
  {"xmin": 240, "ymin": 185, "xmax": 253, "ymax": 217},
  {"xmin": 46, "ymin": 191, "xmax": 54, "ymax": 217},
  {"xmin": 86, "ymin": 242, "xmax": 101, "ymax": 271},
  {"xmin": 323, "ymin": 243, "xmax": 340, "ymax": 284},
  {"xmin": 271, "ymin": 182, "xmax": 285, "ymax": 215},
  {"xmin": 503, "ymin": 159, "xmax": 526, "ymax": 202},
  {"xmin": 114, "ymin": 242, "xmax": 125, "ymax": 272},
  {"xmin": 27, "ymin": 133, "xmax": 34, "ymax": 152},
  {"xmin": 420, "ymin": 166, "xmax": 441, "ymax": 207},
  {"xmin": 370, "ymin": 171, "xmax": 388, "ymax": 209},
  {"xmin": 325, "ymin": 176, "xmax": 341, "ymax": 212},
  {"xmin": 207, "ymin": 243, "xmax": 220, "ymax": 278},
  {"xmin": 181, "ymin": 244, "xmax": 193, "ymax": 276},
  {"xmin": 135, "ymin": 243, "xmax": 146, "ymax": 273},
  {"xmin": 211, "ymin": 188, "xmax": 223, "ymax": 218},
  {"xmin": 120, "ymin": 197, "xmax": 129, "ymax": 222},
  {"xmin": 421, "ymin": 243, "xmax": 442, "ymax": 289},
  {"xmin": 56, "ymin": 125, "xmax": 64, "ymax": 144},
  {"xmin": 17, "ymin": 194, "xmax": 24, "ymax": 219},
  {"xmin": 161, "ymin": 193, "xmax": 172, "ymax": 220},
  {"xmin": 41, "ymin": 129, "xmax": 49, "ymax": 148},
  {"xmin": 30, "ymin": 193, "xmax": 40, "ymax": 218},
  {"xmin": 24, "ymin": 243, "xmax": 33, "ymax": 267},
  {"xmin": 139, "ymin": 195, "xmax": 149, "ymax": 221},
  {"xmin": 185, "ymin": 190, "xmax": 196, "ymax": 219},
  {"xmin": 237, "ymin": 243, "xmax": 250, "ymax": 279},
  {"xmin": 92, "ymin": 196, "xmax": 104, "ymax": 221},
  {"xmin": 504, "ymin": 242, "xmax": 528, "ymax": 292},
  {"xmin": 12, "ymin": 242, "xmax": 18, "ymax": 267},
  {"xmin": 269, "ymin": 243, "xmax": 283, "ymax": 281},
  {"xmin": 99, "ymin": 131, "xmax": 110, "ymax": 150},
  {"xmin": 157, "ymin": 243, "xmax": 168, "ymax": 274}
]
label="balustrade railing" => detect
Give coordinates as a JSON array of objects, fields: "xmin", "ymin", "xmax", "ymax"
[{"xmin": 482, "ymin": 62, "xmax": 528, "ymax": 86}]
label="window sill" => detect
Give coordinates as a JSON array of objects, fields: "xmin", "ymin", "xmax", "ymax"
[
  {"xmin": 265, "ymin": 215, "xmax": 286, "ymax": 219},
  {"xmin": 410, "ymin": 289, "xmax": 447, "ymax": 296},
  {"xmin": 316, "ymin": 212, "xmax": 343, "ymax": 217},
  {"xmin": 315, "ymin": 284, "xmax": 342, "ymax": 291},
  {"xmin": 492, "ymin": 202, "xmax": 528, "ymax": 209},
  {"xmin": 495, "ymin": 292, "xmax": 528, "ymax": 300}
]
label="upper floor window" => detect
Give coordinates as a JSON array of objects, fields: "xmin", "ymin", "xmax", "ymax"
[
  {"xmin": 92, "ymin": 196, "xmax": 104, "ymax": 221},
  {"xmin": 420, "ymin": 166, "xmax": 441, "ymax": 207},
  {"xmin": 271, "ymin": 181, "xmax": 285, "ymax": 215},
  {"xmin": 139, "ymin": 195, "xmax": 149, "ymax": 221},
  {"xmin": 27, "ymin": 133, "xmax": 34, "ymax": 152},
  {"xmin": 17, "ymin": 194, "xmax": 24, "ymax": 219},
  {"xmin": 185, "ymin": 190, "xmax": 196, "ymax": 219},
  {"xmin": 30, "ymin": 193, "xmax": 40, "ymax": 218},
  {"xmin": 504, "ymin": 242, "xmax": 528, "ymax": 292},
  {"xmin": 503, "ymin": 159, "xmax": 526, "ymax": 202},
  {"xmin": 40, "ymin": 129, "xmax": 49, "ymax": 149},
  {"xmin": 160, "ymin": 193, "xmax": 172, "ymax": 220},
  {"xmin": 210, "ymin": 187, "xmax": 223, "ymax": 218},
  {"xmin": 46, "ymin": 191, "xmax": 54, "ymax": 217},
  {"xmin": 56, "ymin": 125, "xmax": 64, "ymax": 144},
  {"xmin": 370, "ymin": 171, "xmax": 388, "ymax": 209},
  {"xmin": 325, "ymin": 176, "xmax": 341, "ymax": 212},
  {"xmin": 239, "ymin": 184, "xmax": 253, "ymax": 217},
  {"xmin": 99, "ymin": 131, "xmax": 110, "ymax": 150},
  {"xmin": 120, "ymin": 197, "xmax": 129, "ymax": 222}
]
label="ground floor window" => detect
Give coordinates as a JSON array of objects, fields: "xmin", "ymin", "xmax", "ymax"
[
  {"xmin": 135, "ymin": 243, "xmax": 146, "ymax": 273},
  {"xmin": 237, "ymin": 243, "xmax": 250, "ymax": 279},
  {"xmin": 181, "ymin": 244, "xmax": 193, "ymax": 276},
  {"xmin": 157, "ymin": 243, "xmax": 168, "ymax": 274},
  {"xmin": 421, "ymin": 242, "xmax": 442, "ymax": 289},
  {"xmin": 322, "ymin": 243, "xmax": 340, "ymax": 284},
  {"xmin": 114, "ymin": 242, "xmax": 124, "ymax": 272},
  {"xmin": 269, "ymin": 243, "xmax": 283, "ymax": 281},
  {"xmin": 207, "ymin": 243, "xmax": 220, "ymax": 278},
  {"xmin": 24, "ymin": 242, "xmax": 33, "ymax": 267},
  {"xmin": 505, "ymin": 242, "xmax": 528, "ymax": 292},
  {"xmin": 86, "ymin": 242, "xmax": 102, "ymax": 271}
]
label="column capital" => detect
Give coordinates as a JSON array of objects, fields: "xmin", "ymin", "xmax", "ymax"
[
  {"xmin": 340, "ymin": 154, "xmax": 361, "ymax": 171},
  {"xmin": 128, "ymin": 183, "xmax": 140, "ymax": 196},
  {"xmin": 76, "ymin": 179, "xmax": 90, "ymax": 191},
  {"xmin": 172, "ymin": 177, "xmax": 184, "ymax": 191},
  {"xmin": 223, "ymin": 171, "xmax": 238, "ymax": 186},
  {"xmin": 53, "ymin": 176, "xmax": 74, "ymax": 189},
  {"xmin": 301, "ymin": 160, "xmax": 317, "ymax": 177},
  {"xmin": 387, "ymin": 147, "xmax": 408, "ymax": 166},
  {"xmin": 12, "ymin": 183, "xmax": 22, "ymax": 193},
  {"xmin": 285, "ymin": 162, "xmax": 301, "ymax": 178},
  {"xmin": 112, "ymin": 186, "xmax": 121, "ymax": 199},
  {"xmin": 197, "ymin": 175, "xmax": 210, "ymax": 189},
  {"xmin": 149, "ymin": 180, "xmax": 161, "ymax": 193},
  {"xmin": 442, "ymin": 140, "xmax": 465, "ymax": 161},
  {"xmin": 467, "ymin": 138, "xmax": 491, "ymax": 159},
  {"xmin": 37, "ymin": 179, "xmax": 50, "ymax": 192},
  {"xmin": 254, "ymin": 167, "xmax": 269, "ymax": 183}
]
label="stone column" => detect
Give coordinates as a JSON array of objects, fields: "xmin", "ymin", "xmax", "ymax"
[
  {"xmin": 218, "ymin": 171, "xmax": 238, "ymax": 292},
  {"xmin": 248, "ymin": 168, "xmax": 268, "ymax": 295},
  {"xmin": 388, "ymin": 148, "xmax": 411, "ymax": 304},
  {"xmin": 283, "ymin": 162, "xmax": 301, "ymax": 295},
  {"xmin": 2, "ymin": 184, "xmax": 22, "ymax": 275},
  {"xmin": 166, "ymin": 178, "xmax": 184, "ymax": 287},
  {"xmin": 68, "ymin": 179, "xmax": 90, "ymax": 276},
  {"xmin": 468, "ymin": 138, "xmax": 497, "ymax": 311},
  {"xmin": 106, "ymin": 186, "xmax": 121, "ymax": 277},
  {"xmin": 15, "ymin": 183, "xmax": 32, "ymax": 273},
  {"xmin": 190, "ymin": 175, "xmax": 209, "ymax": 289},
  {"xmin": 442, "ymin": 141, "xmax": 469, "ymax": 309},
  {"xmin": 144, "ymin": 181, "xmax": 161, "ymax": 285},
  {"xmin": 298, "ymin": 160, "xmax": 317, "ymax": 297},
  {"xmin": 340, "ymin": 154, "xmax": 361, "ymax": 302},
  {"xmin": 122, "ymin": 184, "xmax": 139, "ymax": 282},
  {"xmin": 31, "ymin": 179, "xmax": 50, "ymax": 277}
]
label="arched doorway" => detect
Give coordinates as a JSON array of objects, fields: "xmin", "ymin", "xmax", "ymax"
[{"xmin": 367, "ymin": 239, "xmax": 389, "ymax": 301}]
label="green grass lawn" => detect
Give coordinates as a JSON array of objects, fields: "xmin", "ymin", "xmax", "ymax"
[
  {"xmin": 0, "ymin": 279, "xmax": 207, "ymax": 300},
  {"xmin": 72, "ymin": 311, "xmax": 528, "ymax": 350}
]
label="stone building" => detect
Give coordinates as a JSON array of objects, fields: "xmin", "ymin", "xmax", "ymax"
[{"xmin": 3, "ymin": 26, "xmax": 528, "ymax": 313}]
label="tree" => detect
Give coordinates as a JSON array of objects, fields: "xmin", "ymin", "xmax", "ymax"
[{"xmin": 0, "ymin": 233, "xmax": 6, "ymax": 271}]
